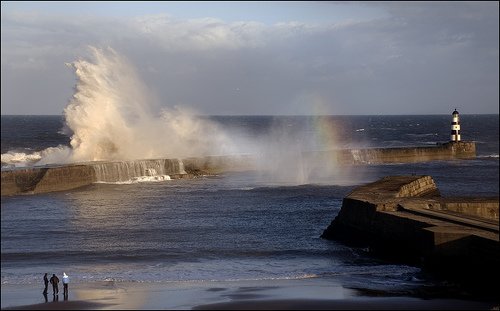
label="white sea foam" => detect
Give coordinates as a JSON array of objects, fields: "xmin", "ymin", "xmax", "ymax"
[
  {"xmin": 65, "ymin": 47, "xmax": 238, "ymax": 162},
  {"xmin": 95, "ymin": 175, "xmax": 172, "ymax": 184},
  {"xmin": 477, "ymin": 154, "xmax": 499, "ymax": 158},
  {"xmin": 1, "ymin": 146, "xmax": 71, "ymax": 167},
  {"xmin": 1, "ymin": 151, "xmax": 42, "ymax": 166}
]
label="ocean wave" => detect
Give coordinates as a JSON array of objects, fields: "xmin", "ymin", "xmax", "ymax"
[
  {"xmin": 148, "ymin": 274, "xmax": 320, "ymax": 284},
  {"xmin": 477, "ymin": 154, "xmax": 499, "ymax": 158},
  {"xmin": 1, "ymin": 272, "xmax": 319, "ymax": 286},
  {"xmin": 202, "ymin": 273, "xmax": 319, "ymax": 283},
  {"xmin": 1, "ymin": 151, "xmax": 42, "ymax": 166},
  {"xmin": 94, "ymin": 175, "xmax": 172, "ymax": 184},
  {"xmin": 0, "ymin": 146, "xmax": 71, "ymax": 168}
]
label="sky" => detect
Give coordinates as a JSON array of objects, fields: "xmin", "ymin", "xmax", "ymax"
[{"xmin": 1, "ymin": 1, "xmax": 499, "ymax": 115}]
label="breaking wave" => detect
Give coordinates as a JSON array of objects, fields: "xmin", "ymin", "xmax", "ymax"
[{"xmin": 2, "ymin": 46, "xmax": 235, "ymax": 168}]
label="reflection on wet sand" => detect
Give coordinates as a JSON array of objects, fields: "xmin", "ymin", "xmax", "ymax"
[{"xmin": 74, "ymin": 281, "xmax": 146, "ymax": 309}]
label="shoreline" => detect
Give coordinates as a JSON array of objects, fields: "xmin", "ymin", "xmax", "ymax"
[
  {"xmin": 2, "ymin": 278, "xmax": 498, "ymax": 310},
  {"xmin": 2, "ymin": 300, "xmax": 112, "ymax": 310},
  {"xmin": 4, "ymin": 298, "xmax": 497, "ymax": 311},
  {"xmin": 194, "ymin": 298, "xmax": 498, "ymax": 310}
]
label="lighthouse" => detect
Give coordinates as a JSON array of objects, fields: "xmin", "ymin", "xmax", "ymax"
[{"xmin": 450, "ymin": 109, "xmax": 461, "ymax": 142}]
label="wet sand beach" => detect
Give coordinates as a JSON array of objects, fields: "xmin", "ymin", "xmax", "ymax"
[
  {"xmin": 2, "ymin": 278, "xmax": 498, "ymax": 310},
  {"xmin": 194, "ymin": 298, "xmax": 498, "ymax": 310},
  {"xmin": 2, "ymin": 301, "xmax": 111, "ymax": 310}
]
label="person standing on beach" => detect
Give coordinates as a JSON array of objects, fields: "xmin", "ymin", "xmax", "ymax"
[
  {"xmin": 62, "ymin": 272, "xmax": 69, "ymax": 297},
  {"xmin": 49, "ymin": 273, "xmax": 59, "ymax": 295},
  {"xmin": 43, "ymin": 273, "xmax": 49, "ymax": 295}
]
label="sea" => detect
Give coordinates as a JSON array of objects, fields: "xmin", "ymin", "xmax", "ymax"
[{"xmin": 1, "ymin": 114, "xmax": 499, "ymax": 306}]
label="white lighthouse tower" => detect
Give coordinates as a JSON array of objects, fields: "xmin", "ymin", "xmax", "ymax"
[{"xmin": 450, "ymin": 109, "xmax": 461, "ymax": 142}]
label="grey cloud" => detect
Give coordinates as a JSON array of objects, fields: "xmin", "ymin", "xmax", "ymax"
[{"xmin": 1, "ymin": 2, "xmax": 498, "ymax": 115}]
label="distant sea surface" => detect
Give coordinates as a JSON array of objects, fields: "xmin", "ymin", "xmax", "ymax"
[{"xmin": 1, "ymin": 115, "xmax": 499, "ymax": 300}]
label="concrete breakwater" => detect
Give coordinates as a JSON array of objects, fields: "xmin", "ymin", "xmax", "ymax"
[
  {"xmin": 1, "ymin": 155, "xmax": 255, "ymax": 196},
  {"xmin": 321, "ymin": 175, "xmax": 499, "ymax": 289},
  {"xmin": 1, "ymin": 164, "xmax": 96, "ymax": 196},
  {"xmin": 1, "ymin": 142, "xmax": 476, "ymax": 196},
  {"xmin": 1, "ymin": 159, "xmax": 185, "ymax": 196},
  {"xmin": 314, "ymin": 141, "xmax": 476, "ymax": 165}
]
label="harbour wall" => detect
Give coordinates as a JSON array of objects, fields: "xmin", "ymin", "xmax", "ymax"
[
  {"xmin": 1, "ymin": 165, "xmax": 96, "ymax": 196},
  {"xmin": 1, "ymin": 159, "xmax": 186, "ymax": 196},
  {"xmin": 1, "ymin": 156, "xmax": 255, "ymax": 196},
  {"xmin": 182, "ymin": 154, "xmax": 256, "ymax": 175},
  {"xmin": 316, "ymin": 141, "xmax": 476, "ymax": 165},
  {"xmin": 1, "ymin": 142, "xmax": 476, "ymax": 196},
  {"xmin": 321, "ymin": 175, "xmax": 499, "ymax": 290}
]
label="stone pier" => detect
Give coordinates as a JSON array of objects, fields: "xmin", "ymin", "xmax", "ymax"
[
  {"xmin": 321, "ymin": 175, "xmax": 499, "ymax": 292},
  {"xmin": 1, "ymin": 142, "xmax": 477, "ymax": 196}
]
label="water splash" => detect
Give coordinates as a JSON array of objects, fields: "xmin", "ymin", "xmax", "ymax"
[
  {"xmin": 92, "ymin": 158, "xmax": 184, "ymax": 183},
  {"xmin": 3, "ymin": 47, "xmax": 235, "ymax": 168},
  {"xmin": 62, "ymin": 46, "xmax": 235, "ymax": 163},
  {"xmin": 1, "ymin": 47, "xmax": 360, "ymax": 185}
]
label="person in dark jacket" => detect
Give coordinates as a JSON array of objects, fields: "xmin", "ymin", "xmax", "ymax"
[
  {"xmin": 49, "ymin": 274, "xmax": 59, "ymax": 295},
  {"xmin": 43, "ymin": 273, "xmax": 49, "ymax": 295}
]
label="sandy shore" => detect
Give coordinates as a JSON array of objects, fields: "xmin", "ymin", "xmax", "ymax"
[
  {"xmin": 194, "ymin": 298, "xmax": 499, "ymax": 310},
  {"xmin": 2, "ymin": 278, "xmax": 498, "ymax": 310}
]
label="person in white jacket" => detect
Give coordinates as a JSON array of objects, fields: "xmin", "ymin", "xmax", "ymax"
[{"xmin": 62, "ymin": 273, "xmax": 70, "ymax": 297}]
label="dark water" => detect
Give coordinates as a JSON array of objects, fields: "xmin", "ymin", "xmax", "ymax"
[
  {"xmin": 1, "ymin": 115, "xmax": 70, "ymax": 155},
  {"xmin": 1, "ymin": 115, "xmax": 499, "ymax": 298},
  {"xmin": 2, "ymin": 115, "xmax": 499, "ymax": 157}
]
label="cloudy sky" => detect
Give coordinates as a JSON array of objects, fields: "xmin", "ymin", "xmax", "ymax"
[{"xmin": 1, "ymin": 1, "xmax": 498, "ymax": 115}]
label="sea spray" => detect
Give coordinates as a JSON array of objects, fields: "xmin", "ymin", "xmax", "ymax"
[
  {"xmin": 1, "ymin": 146, "xmax": 72, "ymax": 168},
  {"xmin": 92, "ymin": 158, "xmax": 184, "ymax": 183},
  {"xmin": 62, "ymin": 46, "xmax": 235, "ymax": 163},
  {"xmin": 3, "ymin": 47, "xmax": 236, "ymax": 168},
  {"xmin": 1, "ymin": 47, "xmax": 358, "ymax": 185},
  {"xmin": 249, "ymin": 116, "xmax": 358, "ymax": 186}
]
